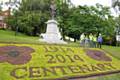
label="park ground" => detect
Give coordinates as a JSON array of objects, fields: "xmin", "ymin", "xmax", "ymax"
[{"xmin": 0, "ymin": 29, "xmax": 120, "ymax": 80}]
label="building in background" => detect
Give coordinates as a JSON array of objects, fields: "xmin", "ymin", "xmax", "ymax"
[{"xmin": 0, "ymin": 8, "xmax": 10, "ymax": 29}]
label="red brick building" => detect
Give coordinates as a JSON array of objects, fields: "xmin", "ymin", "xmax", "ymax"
[{"xmin": 0, "ymin": 9, "xmax": 10, "ymax": 29}]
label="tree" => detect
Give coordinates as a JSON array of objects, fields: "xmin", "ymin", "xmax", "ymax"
[
  {"xmin": 56, "ymin": 0, "xmax": 72, "ymax": 40},
  {"xmin": 6, "ymin": 0, "xmax": 51, "ymax": 36},
  {"xmin": 112, "ymin": 0, "xmax": 120, "ymax": 9},
  {"xmin": 0, "ymin": 2, "xmax": 2, "ymax": 11},
  {"xmin": 112, "ymin": 0, "xmax": 120, "ymax": 36},
  {"xmin": 6, "ymin": 0, "xmax": 115, "ymax": 43},
  {"xmin": 61, "ymin": 4, "xmax": 115, "ymax": 42}
]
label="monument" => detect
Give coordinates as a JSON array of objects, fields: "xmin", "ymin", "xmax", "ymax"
[{"xmin": 40, "ymin": 0, "xmax": 67, "ymax": 44}]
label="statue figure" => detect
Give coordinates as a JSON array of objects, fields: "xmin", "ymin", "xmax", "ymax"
[
  {"xmin": 39, "ymin": 0, "xmax": 67, "ymax": 44},
  {"xmin": 50, "ymin": 0, "xmax": 56, "ymax": 19}
]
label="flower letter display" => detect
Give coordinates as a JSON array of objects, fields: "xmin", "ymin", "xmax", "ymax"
[
  {"xmin": 0, "ymin": 46, "xmax": 35, "ymax": 65},
  {"xmin": 0, "ymin": 44, "xmax": 120, "ymax": 80}
]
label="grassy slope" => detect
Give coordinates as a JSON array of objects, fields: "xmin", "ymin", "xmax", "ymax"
[
  {"xmin": 94, "ymin": 46, "xmax": 120, "ymax": 80},
  {"xmin": 0, "ymin": 30, "xmax": 40, "ymax": 44},
  {"xmin": 103, "ymin": 45, "xmax": 120, "ymax": 59},
  {"xmin": 0, "ymin": 30, "xmax": 80, "ymax": 46}
]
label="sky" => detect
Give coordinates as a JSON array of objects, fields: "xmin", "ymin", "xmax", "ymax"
[
  {"xmin": 71, "ymin": 0, "xmax": 112, "ymax": 7},
  {"xmin": 1, "ymin": 0, "xmax": 112, "ymax": 7},
  {"xmin": 0, "ymin": 0, "xmax": 117, "ymax": 16},
  {"xmin": 71, "ymin": 0, "xmax": 117, "ymax": 16}
]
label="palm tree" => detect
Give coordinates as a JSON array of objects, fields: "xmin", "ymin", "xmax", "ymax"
[
  {"xmin": 112, "ymin": 0, "xmax": 120, "ymax": 7},
  {"xmin": 0, "ymin": 1, "xmax": 3, "ymax": 11},
  {"xmin": 112, "ymin": 0, "xmax": 120, "ymax": 13}
]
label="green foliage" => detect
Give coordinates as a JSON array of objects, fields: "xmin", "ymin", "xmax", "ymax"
[
  {"xmin": 112, "ymin": 0, "xmax": 120, "ymax": 9},
  {"xmin": 6, "ymin": 0, "xmax": 115, "ymax": 41},
  {"xmin": 6, "ymin": 0, "xmax": 50, "ymax": 36},
  {"xmin": 58, "ymin": 4, "xmax": 115, "ymax": 41},
  {"xmin": 0, "ymin": 5, "xmax": 2, "ymax": 11}
]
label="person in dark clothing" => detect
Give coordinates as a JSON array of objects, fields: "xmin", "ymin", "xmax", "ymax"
[{"xmin": 97, "ymin": 34, "xmax": 103, "ymax": 48}]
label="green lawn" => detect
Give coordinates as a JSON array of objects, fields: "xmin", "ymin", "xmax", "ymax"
[
  {"xmin": 103, "ymin": 45, "xmax": 120, "ymax": 59},
  {"xmin": 94, "ymin": 46, "xmax": 120, "ymax": 80},
  {"xmin": 0, "ymin": 30, "xmax": 40, "ymax": 44},
  {"xmin": 0, "ymin": 30, "xmax": 80, "ymax": 46},
  {"xmin": 0, "ymin": 29, "xmax": 120, "ymax": 80}
]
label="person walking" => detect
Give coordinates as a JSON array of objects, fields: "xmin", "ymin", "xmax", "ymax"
[
  {"xmin": 93, "ymin": 34, "xmax": 97, "ymax": 48},
  {"xmin": 80, "ymin": 33, "xmax": 85, "ymax": 47},
  {"xmin": 97, "ymin": 34, "xmax": 103, "ymax": 48},
  {"xmin": 89, "ymin": 33, "xmax": 94, "ymax": 48},
  {"xmin": 85, "ymin": 35, "xmax": 90, "ymax": 48}
]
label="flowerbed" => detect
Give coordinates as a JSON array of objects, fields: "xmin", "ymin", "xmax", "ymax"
[{"xmin": 0, "ymin": 43, "xmax": 120, "ymax": 80}]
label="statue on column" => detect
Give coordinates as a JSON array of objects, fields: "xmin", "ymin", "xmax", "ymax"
[
  {"xmin": 50, "ymin": 0, "xmax": 56, "ymax": 19},
  {"xmin": 39, "ymin": 0, "xmax": 67, "ymax": 44}
]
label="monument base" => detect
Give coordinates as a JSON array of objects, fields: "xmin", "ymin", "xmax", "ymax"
[{"xmin": 39, "ymin": 19, "xmax": 67, "ymax": 44}]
